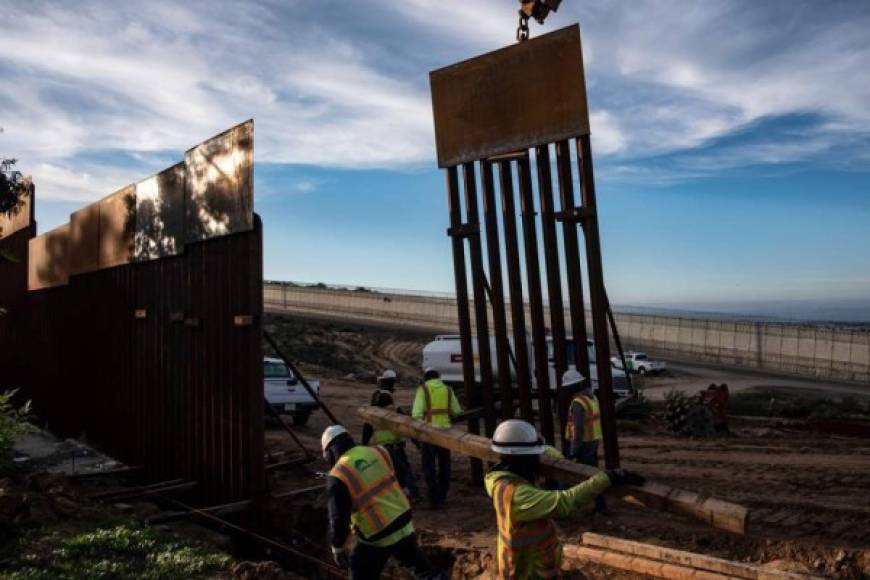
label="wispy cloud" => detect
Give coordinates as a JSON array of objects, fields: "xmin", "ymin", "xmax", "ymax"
[{"xmin": 0, "ymin": 0, "xmax": 868, "ymax": 202}]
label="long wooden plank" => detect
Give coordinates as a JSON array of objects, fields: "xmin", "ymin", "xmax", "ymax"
[
  {"xmin": 580, "ymin": 534, "xmax": 819, "ymax": 580},
  {"xmin": 358, "ymin": 406, "xmax": 749, "ymax": 534},
  {"xmin": 564, "ymin": 544, "xmax": 734, "ymax": 579}
]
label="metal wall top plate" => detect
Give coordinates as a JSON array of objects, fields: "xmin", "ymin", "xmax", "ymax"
[
  {"xmin": 28, "ymin": 223, "xmax": 70, "ymax": 290},
  {"xmin": 430, "ymin": 25, "xmax": 590, "ymax": 168},
  {"xmin": 99, "ymin": 184, "xmax": 136, "ymax": 269},
  {"xmin": 135, "ymin": 162, "xmax": 185, "ymax": 262},
  {"xmin": 68, "ymin": 201, "xmax": 101, "ymax": 276}
]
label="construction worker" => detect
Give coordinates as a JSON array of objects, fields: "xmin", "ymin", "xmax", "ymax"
[
  {"xmin": 486, "ymin": 419, "xmax": 645, "ymax": 579},
  {"xmin": 412, "ymin": 368, "xmax": 462, "ymax": 509},
  {"xmin": 322, "ymin": 425, "xmax": 442, "ymax": 579},
  {"xmin": 361, "ymin": 369, "xmax": 419, "ymax": 501},
  {"xmin": 562, "ymin": 367, "xmax": 606, "ymax": 513}
]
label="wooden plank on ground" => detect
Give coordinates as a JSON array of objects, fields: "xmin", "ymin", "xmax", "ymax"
[
  {"xmin": 580, "ymin": 533, "xmax": 820, "ymax": 580},
  {"xmin": 358, "ymin": 406, "xmax": 749, "ymax": 534}
]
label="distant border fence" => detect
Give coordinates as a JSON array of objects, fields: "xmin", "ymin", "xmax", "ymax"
[
  {"xmin": 264, "ymin": 282, "xmax": 870, "ymax": 384},
  {"xmin": 0, "ymin": 122, "xmax": 265, "ymax": 505}
]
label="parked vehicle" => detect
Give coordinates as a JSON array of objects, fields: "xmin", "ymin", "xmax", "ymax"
[
  {"xmin": 421, "ymin": 335, "xmax": 632, "ymax": 398},
  {"xmin": 264, "ymin": 357, "xmax": 320, "ymax": 426},
  {"xmin": 611, "ymin": 351, "xmax": 666, "ymax": 376}
]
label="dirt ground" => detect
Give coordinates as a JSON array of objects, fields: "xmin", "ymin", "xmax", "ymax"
[{"xmin": 263, "ymin": 313, "xmax": 870, "ymax": 578}]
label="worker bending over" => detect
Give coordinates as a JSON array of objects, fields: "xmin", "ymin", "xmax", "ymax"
[
  {"xmin": 361, "ymin": 369, "xmax": 419, "ymax": 501},
  {"xmin": 322, "ymin": 425, "xmax": 442, "ymax": 579},
  {"xmin": 563, "ymin": 368, "xmax": 606, "ymax": 513},
  {"xmin": 486, "ymin": 419, "xmax": 644, "ymax": 579},
  {"xmin": 412, "ymin": 368, "xmax": 462, "ymax": 509}
]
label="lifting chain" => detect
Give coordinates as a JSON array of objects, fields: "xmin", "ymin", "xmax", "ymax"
[{"xmin": 516, "ymin": 10, "xmax": 530, "ymax": 42}]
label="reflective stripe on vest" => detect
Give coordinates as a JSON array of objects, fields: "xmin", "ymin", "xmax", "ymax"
[
  {"xmin": 421, "ymin": 379, "xmax": 453, "ymax": 428},
  {"xmin": 329, "ymin": 446, "xmax": 410, "ymax": 539},
  {"xmin": 564, "ymin": 394, "xmax": 603, "ymax": 442},
  {"xmin": 493, "ymin": 479, "xmax": 560, "ymax": 579}
]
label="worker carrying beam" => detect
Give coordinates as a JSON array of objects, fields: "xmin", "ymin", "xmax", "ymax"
[
  {"xmin": 361, "ymin": 369, "xmax": 420, "ymax": 502},
  {"xmin": 322, "ymin": 425, "xmax": 444, "ymax": 579},
  {"xmin": 486, "ymin": 419, "xmax": 644, "ymax": 579},
  {"xmin": 563, "ymin": 368, "xmax": 607, "ymax": 514},
  {"xmin": 412, "ymin": 367, "xmax": 462, "ymax": 509}
]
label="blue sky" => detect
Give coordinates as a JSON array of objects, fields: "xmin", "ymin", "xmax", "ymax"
[{"xmin": 2, "ymin": 1, "xmax": 869, "ymax": 313}]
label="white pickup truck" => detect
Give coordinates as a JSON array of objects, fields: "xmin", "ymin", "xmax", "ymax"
[
  {"xmin": 264, "ymin": 357, "xmax": 321, "ymax": 426},
  {"xmin": 611, "ymin": 351, "xmax": 666, "ymax": 376},
  {"xmin": 422, "ymin": 335, "xmax": 632, "ymax": 398}
]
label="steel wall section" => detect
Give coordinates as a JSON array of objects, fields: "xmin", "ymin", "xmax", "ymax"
[{"xmin": 0, "ymin": 217, "xmax": 264, "ymax": 505}]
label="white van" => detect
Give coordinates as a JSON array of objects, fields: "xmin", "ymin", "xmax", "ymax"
[{"xmin": 421, "ymin": 335, "xmax": 632, "ymax": 397}]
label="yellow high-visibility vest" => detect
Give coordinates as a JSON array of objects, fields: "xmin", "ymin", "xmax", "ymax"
[
  {"xmin": 493, "ymin": 478, "xmax": 560, "ymax": 579},
  {"xmin": 419, "ymin": 378, "xmax": 455, "ymax": 428},
  {"xmin": 329, "ymin": 446, "xmax": 411, "ymax": 543},
  {"xmin": 564, "ymin": 394, "xmax": 603, "ymax": 442}
]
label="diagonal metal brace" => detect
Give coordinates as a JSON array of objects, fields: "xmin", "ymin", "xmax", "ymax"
[{"xmin": 447, "ymin": 222, "xmax": 481, "ymax": 238}]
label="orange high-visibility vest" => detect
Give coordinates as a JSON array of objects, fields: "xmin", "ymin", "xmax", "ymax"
[
  {"xmin": 493, "ymin": 478, "xmax": 560, "ymax": 579},
  {"xmin": 564, "ymin": 394, "xmax": 602, "ymax": 442},
  {"xmin": 329, "ymin": 446, "xmax": 410, "ymax": 540}
]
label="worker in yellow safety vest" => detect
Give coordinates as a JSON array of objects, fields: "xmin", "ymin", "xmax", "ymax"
[
  {"xmin": 412, "ymin": 368, "xmax": 462, "ymax": 509},
  {"xmin": 486, "ymin": 419, "xmax": 645, "ymax": 579},
  {"xmin": 361, "ymin": 369, "xmax": 419, "ymax": 501},
  {"xmin": 562, "ymin": 367, "xmax": 606, "ymax": 513},
  {"xmin": 322, "ymin": 425, "xmax": 444, "ymax": 579}
]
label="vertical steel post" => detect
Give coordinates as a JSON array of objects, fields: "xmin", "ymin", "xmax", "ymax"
[
  {"xmin": 554, "ymin": 141, "xmax": 591, "ymax": 382},
  {"xmin": 516, "ymin": 155, "xmax": 555, "ymax": 444},
  {"xmin": 576, "ymin": 135, "xmax": 619, "ymax": 468},
  {"xmin": 480, "ymin": 162, "xmax": 514, "ymax": 419},
  {"xmin": 462, "ymin": 163, "xmax": 496, "ymax": 436},
  {"xmin": 446, "ymin": 166, "xmax": 484, "ymax": 482},
  {"xmin": 498, "ymin": 160, "xmax": 533, "ymax": 421},
  {"xmin": 535, "ymin": 145, "xmax": 570, "ymax": 450}
]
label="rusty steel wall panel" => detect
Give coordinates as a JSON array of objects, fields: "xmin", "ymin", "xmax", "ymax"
[
  {"xmin": 135, "ymin": 163, "xmax": 185, "ymax": 262},
  {"xmin": 28, "ymin": 224, "xmax": 70, "ymax": 290},
  {"xmin": 68, "ymin": 201, "xmax": 101, "ymax": 275},
  {"xmin": 99, "ymin": 185, "xmax": 136, "ymax": 268},
  {"xmin": 185, "ymin": 120, "xmax": 253, "ymax": 243},
  {"xmin": 0, "ymin": 183, "xmax": 34, "ymax": 240},
  {"xmin": 430, "ymin": 25, "xmax": 589, "ymax": 168},
  {"xmin": 1, "ymin": 216, "xmax": 265, "ymax": 505}
]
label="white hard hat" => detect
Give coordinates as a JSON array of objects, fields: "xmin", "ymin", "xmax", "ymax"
[
  {"xmin": 379, "ymin": 369, "xmax": 397, "ymax": 381},
  {"xmin": 321, "ymin": 425, "xmax": 348, "ymax": 453},
  {"xmin": 561, "ymin": 368, "xmax": 586, "ymax": 388},
  {"xmin": 491, "ymin": 419, "xmax": 546, "ymax": 456}
]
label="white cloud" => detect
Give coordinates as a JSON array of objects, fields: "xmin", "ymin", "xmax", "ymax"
[{"xmin": 1, "ymin": 0, "xmax": 869, "ymax": 204}]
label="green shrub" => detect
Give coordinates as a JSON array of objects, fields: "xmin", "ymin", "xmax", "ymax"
[{"xmin": 0, "ymin": 389, "xmax": 32, "ymax": 460}]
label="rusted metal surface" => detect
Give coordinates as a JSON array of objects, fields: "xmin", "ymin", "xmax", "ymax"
[
  {"xmin": 462, "ymin": 162, "xmax": 497, "ymax": 437},
  {"xmin": 536, "ymin": 145, "xmax": 570, "ymax": 450},
  {"xmin": 185, "ymin": 120, "xmax": 254, "ymax": 243},
  {"xmin": 68, "ymin": 201, "xmax": 101, "ymax": 276},
  {"xmin": 432, "ymin": 26, "xmax": 619, "ymax": 471},
  {"xmin": 99, "ymin": 184, "xmax": 136, "ymax": 269},
  {"xmin": 446, "ymin": 166, "xmax": 483, "ymax": 483},
  {"xmin": 28, "ymin": 223, "xmax": 70, "ymax": 290},
  {"xmin": 135, "ymin": 162, "xmax": 185, "ymax": 261},
  {"xmin": 577, "ymin": 135, "xmax": 619, "ymax": 468},
  {"xmin": 499, "ymin": 161, "xmax": 534, "ymax": 421},
  {"xmin": 430, "ymin": 25, "xmax": 589, "ymax": 168}
]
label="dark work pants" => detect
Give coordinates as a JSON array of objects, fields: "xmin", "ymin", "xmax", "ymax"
[
  {"xmin": 386, "ymin": 443, "xmax": 419, "ymax": 500},
  {"xmin": 350, "ymin": 533, "xmax": 439, "ymax": 580},
  {"xmin": 576, "ymin": 440, "xmax": 607, "ymax": 513},
  {"xmin": 420, "ymin": 443, "xmax": 451, "ymax": 506}
]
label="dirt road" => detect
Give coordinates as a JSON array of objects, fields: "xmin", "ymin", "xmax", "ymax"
[{"xmin": 264, "ymin": 313, "xmax": 870, "ymax": 578}]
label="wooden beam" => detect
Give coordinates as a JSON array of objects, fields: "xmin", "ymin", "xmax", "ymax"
[
  {"xmin": 358, "ymin": 406, "xmax": 749, "ymax": 534},
  {"xmin": 580, "ymin": 534, "xmax": 820, "ymax": 580}
]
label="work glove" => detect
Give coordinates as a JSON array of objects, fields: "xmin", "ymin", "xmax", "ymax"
[
  {"xmin": 605, "ymin": 468, "xmax": 645, "ymax": 487},
  {"xmin": 331, "ymin": 545, "xmax": 349, "ymax": 569}
]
